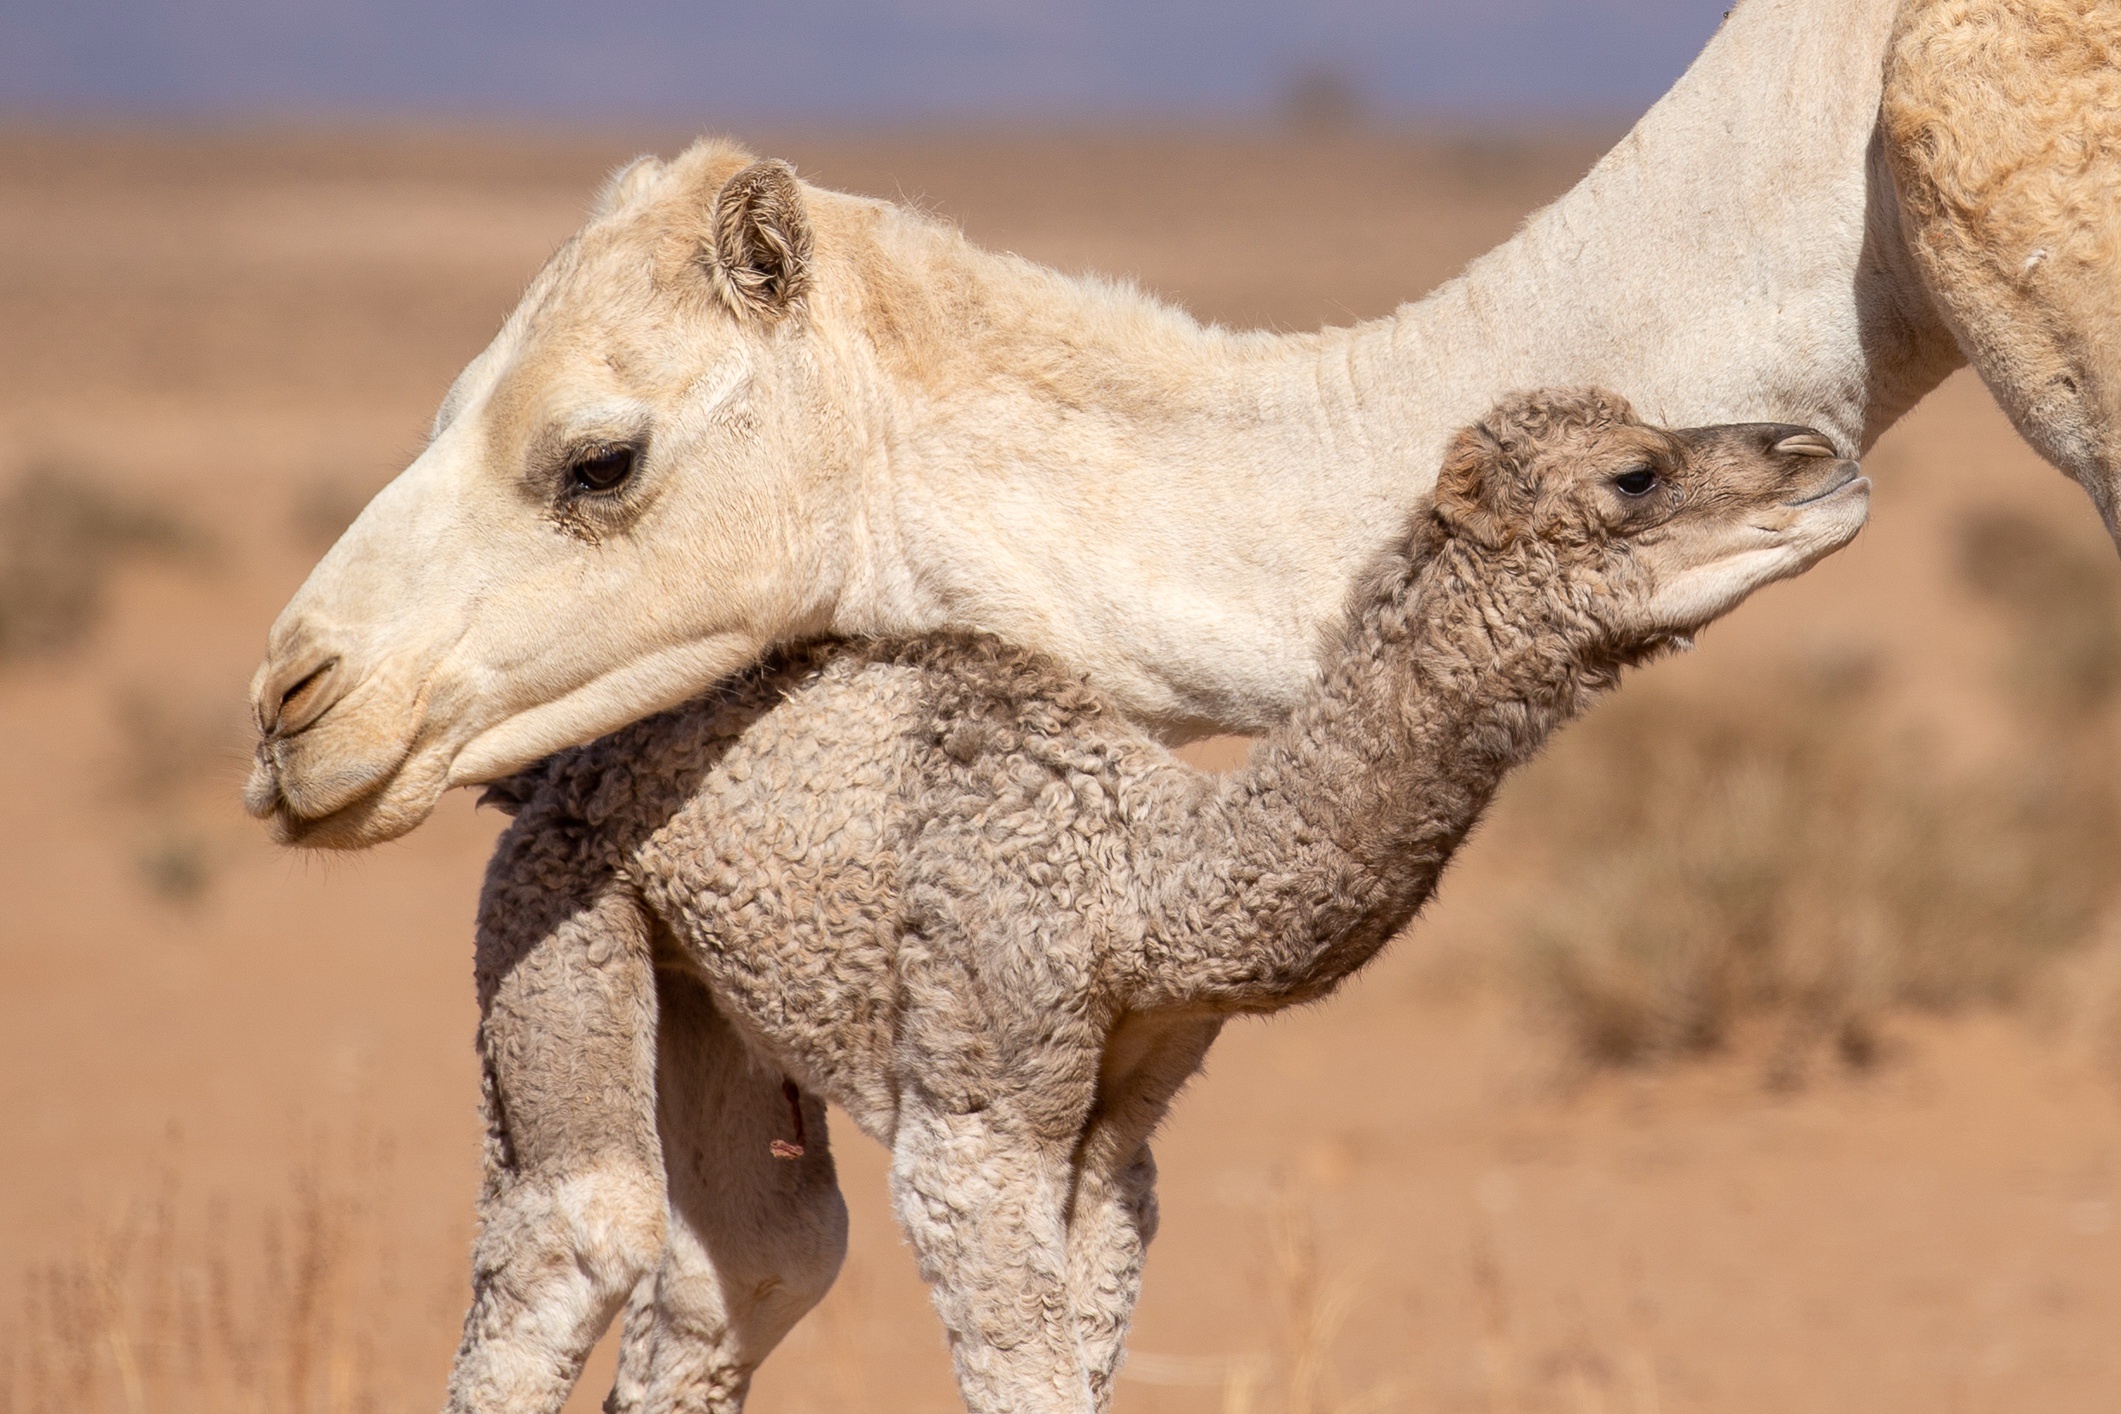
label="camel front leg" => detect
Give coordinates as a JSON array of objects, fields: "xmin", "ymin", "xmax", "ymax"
[
  {"xmin": 1884, "ymin": 0, "xmax": 2121, "ymax": 539},
  {"xmin": 624, "ymin": 964, "xmax": 848, "ymax": 1414},
  {"xmin": 449, "ymin": 879, "xmax": 667, "ymax": 1414},
  {"xmin": 891, "ymin": 1096, "xmax": 1094, "ymax": 1414}
]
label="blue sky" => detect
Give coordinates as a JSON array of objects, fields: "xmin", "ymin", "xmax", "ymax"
[{"xmin": 0, "ymin": 0, "xmax": 1729, "ymax": 122}]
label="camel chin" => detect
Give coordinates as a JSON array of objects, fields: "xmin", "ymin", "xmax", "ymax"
[{"xmin": 1643, "ymin": 472, "xmax": 1870, "ymax": 634}]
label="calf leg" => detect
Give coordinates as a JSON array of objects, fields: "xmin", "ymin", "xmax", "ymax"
[
  {"xmin": 1064, "ymin": 1146, "xmax": 1158, "ymax": 1412},
  {"xmin": 628, "ymin": 966, "xmax": 848, "ymax": 1413},
  {"xmin": 891, "ymin": 1096, "xmax": 1093, "ymax": 1414},
  {"xmin": 606, "ymin": 1278, "xmax": 660, "ymax": 1414},
  {"xmin": 448, "ymin": 881, "xmax": 667, "ymax": 1414}
]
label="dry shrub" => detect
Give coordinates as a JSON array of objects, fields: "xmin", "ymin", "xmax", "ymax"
[
  {"xmin": 1515, "ymin": 508, "xmax": 2121, "ymax": 1072},
  {"xmin": 0, "ymin": 467, "xmax": 203, "ymax": 664},
  {"xmin": 104, "ymin": 685, "xmax": 250, "ymax": 905},
  {"xmin": 0, "ymin": 1149, "xmax": 403, "ymax": 1414}
]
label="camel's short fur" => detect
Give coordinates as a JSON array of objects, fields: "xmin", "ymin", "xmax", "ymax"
[
  {"xmin": 1883, "ymin": 0, "xmax": 2121, "ymax": 527},
  {"xmin": 446, "ymin": 393, "xmax": 1868, "ymax": 1414}
]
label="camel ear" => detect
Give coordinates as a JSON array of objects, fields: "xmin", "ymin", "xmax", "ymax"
[
  {"xmin": 1432, "ymin": 423, "xmax": 1518, "ymax": 548},
  {"xmin": 710, "ymin": 159, "xmax": 813, "ymax": 319}
]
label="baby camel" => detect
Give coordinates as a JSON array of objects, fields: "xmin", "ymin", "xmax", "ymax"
[{"xmin": 459, "ymin": 392, "xmax": 1867, "ymax": 1414}]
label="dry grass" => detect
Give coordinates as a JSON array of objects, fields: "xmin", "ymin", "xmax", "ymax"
[
  {"xmin": 1209, "ymin": 1194, "xmax": 1395, "ymax": 1414},
  {"xmin": 0, "ymin": 1140, "xmax": 412, "ymax": 1414},
  {"xmin": 1513, "ymin": 506, "xmax": 2121, "ymax": 1075}
]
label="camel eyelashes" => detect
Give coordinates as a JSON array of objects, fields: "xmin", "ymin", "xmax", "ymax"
[
  {"xmin": 1611, "ymin": 466, "xmax": 1659, "ymax": 497},
  {"xmin": 566, "ymin": 446, "xmax": 639, "ymax": 495}
]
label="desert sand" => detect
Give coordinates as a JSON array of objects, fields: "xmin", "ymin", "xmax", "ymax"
[{"xmin": 0, "ymin": 125, "xmax": 2116, "ymax": 1413}]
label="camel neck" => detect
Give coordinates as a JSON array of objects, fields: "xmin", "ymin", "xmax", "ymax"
[
  {"xmin": 1138, "ymin": 534, "xmax": 1622, "ymax": 1013},
  {"xmin": 842, "ymin": 0, "xmax": 1958, "ymax": 735},
  {"xmin": 1345, "ymin": 0, "xmax": 1957, "ymax": 478}
]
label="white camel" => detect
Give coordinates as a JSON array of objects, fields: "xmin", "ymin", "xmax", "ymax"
[{"xmin": 245, "ymin": 0, "xmax": 2121, "ymax": 852}]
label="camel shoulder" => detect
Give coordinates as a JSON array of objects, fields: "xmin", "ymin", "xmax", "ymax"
[{"xmin": 1883, "ymin": 0, "xmax": 2121, "ymax": 283}]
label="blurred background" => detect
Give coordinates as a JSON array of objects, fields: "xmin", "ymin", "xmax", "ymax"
[
  {"xmin": 5, "ymin": 0, "xmax": 1720, "ymax": 123},
  {"xmin": 3, "ymin": 4, "xmax": 2120, "ymax": 1413}
]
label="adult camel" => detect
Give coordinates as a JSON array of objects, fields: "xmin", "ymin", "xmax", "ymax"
[
  {"xmin": 246, "ymin": 0, "xmax": 2120, "ymax": 851},
  {"xmin": 240, "ymin": 0, "xmax": 2118, "ymax": 1408}
]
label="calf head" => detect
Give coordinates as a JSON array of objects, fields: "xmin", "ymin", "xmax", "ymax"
[{"xmin": 1434, "ymin": 388, "xmax": 1870, "ymax": 643}]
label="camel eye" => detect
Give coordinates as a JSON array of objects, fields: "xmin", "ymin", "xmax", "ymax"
[
  {"xmin": 567, "ymin": 446, "xmax": 638, "ymax": 494},
  {"xmin": 1612, "ymin": 466, "xmax": 1659, "ymax": 497}
]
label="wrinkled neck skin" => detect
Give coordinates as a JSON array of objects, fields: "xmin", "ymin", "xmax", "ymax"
[
  {"xmin": 833, "ymin": 0, "xmax": 1957, "ymax": 738},
  {"xmin": 1131, "ymin": 528, "xmax": 1638, "ymax": 1012}
]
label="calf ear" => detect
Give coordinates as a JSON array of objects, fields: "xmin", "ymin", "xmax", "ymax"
[
  {"xmin": 1432, "ymin": 423, "xmax": 1518, "ymax": 549},
  {"xmin": 710, "ymin": 159, "xmax": 813, "ymax": 319}
]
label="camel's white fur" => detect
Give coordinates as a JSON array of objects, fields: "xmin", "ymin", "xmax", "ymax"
[{"xmin": 245, "ymin": 0, "xmax": 2121, "ymax": 850}]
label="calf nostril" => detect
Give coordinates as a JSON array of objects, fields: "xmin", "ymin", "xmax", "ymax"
[{"xmin": 1772, "ymin": 431, "xmax": 1839, "ymax": 458}]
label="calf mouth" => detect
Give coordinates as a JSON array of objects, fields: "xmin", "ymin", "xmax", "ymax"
[{"xmin": 1781, "ymin": 463, "xmax": 1869, "ymax": 507}]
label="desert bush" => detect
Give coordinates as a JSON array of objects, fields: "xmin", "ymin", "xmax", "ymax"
[
  {"xmin": 0, "ymin": 467, "xmax": 202, "ymax": 664},
  {"xmin": 103, "ymin": 685, "xmax": 249, "ymax": 905},
  {"xmin": 1514, "ymin": 508, "xmax": 2121, "ymax": 1071}
]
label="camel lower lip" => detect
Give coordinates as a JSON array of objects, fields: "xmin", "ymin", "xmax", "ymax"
[{"xmin": 248, "ymin": 735, "xmax": 450, "ymax": 849}]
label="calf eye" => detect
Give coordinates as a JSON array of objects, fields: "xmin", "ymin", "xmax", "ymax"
[
  {"xmin": 1612, "ymin": 467, "xmax": 1659, "ymax": 497},
  {"xmin": 568, "ymin": 446, "xmax": 638, "ymax": 494}
]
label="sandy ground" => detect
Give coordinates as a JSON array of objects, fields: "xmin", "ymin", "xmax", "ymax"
[{"xmin": 0, "ymin": 126, "xmax": 2116, "ymax": 1413}]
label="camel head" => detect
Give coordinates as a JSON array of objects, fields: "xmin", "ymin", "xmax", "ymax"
[
  {"xmin": 1433, "ymin": 389, "xmax": 1870, "ymax": 643},
  {"xmin": 246, "ymin": 142, "xmax": 865, "ymax": 848}
]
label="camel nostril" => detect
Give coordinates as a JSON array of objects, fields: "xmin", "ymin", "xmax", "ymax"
[
  {"xmin": 264, "ymin": 657, "xmax": 342, "ymax": 737},
  {"xmin": 1772, "ymin": 431, "xmax": 1839, "ymax": 458},
  {"xmin": 281, "ymin": 661, "xmax": 332, "ymax": 710}
]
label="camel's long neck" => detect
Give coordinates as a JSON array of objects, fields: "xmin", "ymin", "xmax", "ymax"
[
  {"xmin": 839, "ymin": 0, "xmax": 1958, "ymax": 736},
  {"xmin": 1136, "ymin": 532, "xmax": 1630, "ymax": 1013},
  {"xmin": 1359, "ymin": 0, "xmax": 1958, "ymax": 463}
]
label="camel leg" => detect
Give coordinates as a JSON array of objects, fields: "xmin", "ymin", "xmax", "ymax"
[
  {"xmin": 628, "ymin": 964, "xmax": 848, "ymax": 1414},
  {"xmin": 605, "ymin": 1277, "xmax": 660, "ymax": 1413},
  {"xmin": 1066, "ymin": 1017, "xmax": 1221, "ymax": 1408},
  {"xmin": 448, "ymin": 880, "xmax": 667, "ymax": 1414},
  {"xmin": 1064, "ymin": 1146, "xmax": 1158, "ymax": 1411},
  {"xmin": 890, "ymin": 1096, "xmax": 1094, "ymax": 1414},
  {"xmin": 1883, "ymin": 0, "xmax": 2121, "ymax": 538}
]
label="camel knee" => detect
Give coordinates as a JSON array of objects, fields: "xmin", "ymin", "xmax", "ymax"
[
  {"xmin": 475, "ymin": 1162, "xmax": 669, "ymax": 1305},
  {"xmin": 550, "ymin": 1165, "xmax": 669, "ymax": 1297},
  {"xmin": 625, "ymin": 1207, "xmax": 848, "ymax": 1414},
  {"xmin": 657, "ymin": 1174, "xmax": 848, "ymax": 1353}
]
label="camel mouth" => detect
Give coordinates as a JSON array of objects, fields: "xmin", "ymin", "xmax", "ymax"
[
  {"xmin": 1780, "ymin": 464, "xmax": 1868, "ymax": 507},
  {"xmin": 242, "ymin": 695, "xmax": 448, "ymax": 849},
  {"xmin": 247, "ymin": 751, "xmax": 449, "ymax": 849}
]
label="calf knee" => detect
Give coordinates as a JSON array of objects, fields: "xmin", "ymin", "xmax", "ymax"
[{"xmin": 475, "ymin": 1160, "xmax": 669, "ymax": 1306}]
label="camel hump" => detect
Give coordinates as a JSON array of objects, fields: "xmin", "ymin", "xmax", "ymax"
[{"xmin": 1882, "ymin": 0, "xmax": 2121, "ymax": 527}]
